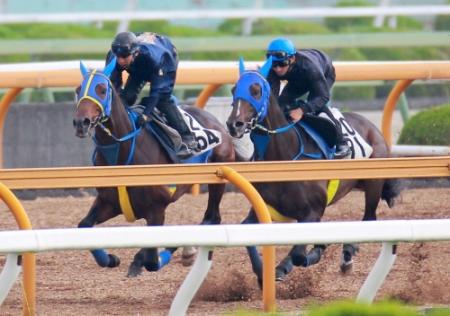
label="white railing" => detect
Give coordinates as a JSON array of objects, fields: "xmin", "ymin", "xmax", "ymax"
[
  {"xmin": 1, "ymin": 6, "xmax": 449, "ymax": 24},
  {"xmin": 1, "ymin": 219, "xmax": 450, "ymax": 315}
]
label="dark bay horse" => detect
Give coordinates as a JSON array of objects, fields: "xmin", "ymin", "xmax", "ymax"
[
  {"xmin": 226, "ymin": 58, "xmax": 401, "ymax": 285},
  {"xmin": 73, "ymin": 59, "xmax": 235, "ymax": 277}
]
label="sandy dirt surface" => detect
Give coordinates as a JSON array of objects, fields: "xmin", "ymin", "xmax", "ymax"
[{"xmin": 1, "ymin": 187, "xmax": 449, "ymax": 315}]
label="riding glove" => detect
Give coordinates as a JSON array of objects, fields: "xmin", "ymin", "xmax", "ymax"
[{"xmin": 137, "ymin": 113, "xmax": 149, "ymax": 127}]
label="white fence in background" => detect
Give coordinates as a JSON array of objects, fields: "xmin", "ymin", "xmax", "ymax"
[{"xmin": 1, "ymin": 6, "xmax": 449, "ymax": 24}]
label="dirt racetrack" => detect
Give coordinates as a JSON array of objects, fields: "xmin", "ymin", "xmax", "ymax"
[{"xmin": 1, "ymin": 187, "xmax": 449, "ymax": 315}]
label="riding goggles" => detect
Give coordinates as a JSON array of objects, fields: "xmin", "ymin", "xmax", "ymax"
[
  {"xmin": 272, "ymin": 60, "xmax": 290, "ymax": 68},
  {"xmin": 266, "ymin": 50, "xmax": 291, "ymax": 61},
  {"xmin": 112, "ymin": 45, "xmax": 132, "ymax": 58}
]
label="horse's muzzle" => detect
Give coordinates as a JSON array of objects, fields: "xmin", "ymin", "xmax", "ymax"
[
  {"xmin": 73, "ymin": 117, "xmax": 92, "ymax": 138},
  {"xmin": 226, "ymin": 119, "xmax": 246, "ymax": 138}
]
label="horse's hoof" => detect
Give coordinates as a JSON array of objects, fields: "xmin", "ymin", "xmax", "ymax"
[
  {"xmin": 127, "ymin": 262, "xmax": 143, "ymax": 278},
  {"xmin": 181, "ymin": 246, "xmax": 197, "ymax": 267},
  {"xmin": 107, "ymin": 254, "xmax": 120, "ymax": 268},
  {"xmin": 257, "ymin": 278, "xmax": 263, "ymax": 290},
  {"xmin": 275, "ymin": 269, "xmax": 286, "ymax": 282},
  {"xmin": 340, "ymin": 260, "xmax": 353, "ymax": 274}
]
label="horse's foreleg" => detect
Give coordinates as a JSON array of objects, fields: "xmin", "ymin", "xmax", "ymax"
[
  {"xmin": 275, "ymin": 255, "xmax": 294, "ymax": 281},
  {"xmin": 201, "ymin": 183, "xmax": 225, "ymax": 225},
  {"xmin": 78, "ymin": 199, "xmax": 120, "ymax": 268},
  {"xmin": 340, "ymin": 180, "xmax": 382, "ymax": 273}
]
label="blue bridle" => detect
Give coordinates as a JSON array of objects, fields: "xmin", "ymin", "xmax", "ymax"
[
  {"xmin": 77, "ymin": 58, "xmax": 142, "ymax": 165},
  {"xmin": 234, "ymin": 57, "xmax": 296, "ymax": 134},
  {"xmin": 77, "ymin": 58, "xmax": 116, "ymax": 119},
  {"xmin": 233, "ymin": 71, "xmax": 271, "ymax": 123}
]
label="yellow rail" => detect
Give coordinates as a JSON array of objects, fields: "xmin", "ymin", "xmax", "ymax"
[
  {"xmin": 0, "ymin": 60, "xmax": 449, "ymax": 163},
  {"xmin": 217, "ymin": 166, "xmax": 275, "ymax": 312},
  {"xmin": 1, "ymin": 61, "xmax": 449, "ymax": 88},
  {"xmin": 0, "ymin": 157, "xmax": 448, "ymax": 189},
  {"xmin": 0, "ymin": 182, "xmax": 35, "ymax": 316}
]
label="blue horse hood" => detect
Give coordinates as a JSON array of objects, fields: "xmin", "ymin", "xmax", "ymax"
[{"xmin": 233, "ymin": 71, "xmax": 271, "ymax": 122}]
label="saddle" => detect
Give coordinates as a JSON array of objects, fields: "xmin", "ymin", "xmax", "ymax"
[
  {"xmin": 318, "ymin": 108, "xmax": 373, "ymax": 159},
  {"xmin": 128, "ymin": 105, "xmax": 222, "ymax": 163},
  {"xmin": 251, "ymin": 109, "xmax": 372, "ymax": 161}
]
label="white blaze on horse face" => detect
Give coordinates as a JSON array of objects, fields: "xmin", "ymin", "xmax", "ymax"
[{"xmin": 236, "ymin": 99, "xmax": 242, "ymax": 117}]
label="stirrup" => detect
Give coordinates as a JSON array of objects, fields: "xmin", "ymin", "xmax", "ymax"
[
  {"xmin": 334, "ymin": 145, "xmax": 351, "ymax": 159},
  {"xmin": 181, "ymin": 136, "xmax": 199, "ymax": 152},
  {"xmin": 176, "ymin": 144, "xmax": 194, "ymax": 159}
]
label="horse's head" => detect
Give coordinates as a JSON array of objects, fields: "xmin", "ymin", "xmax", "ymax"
[
  {"xmin": 73, "ymin": 58, "xmax": 116, "ymax": 138},
  {"xmin": 226, "ymin": 57, "xmax": 272, "ymax": 138}
]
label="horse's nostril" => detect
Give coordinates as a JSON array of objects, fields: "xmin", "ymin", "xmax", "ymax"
[
  {"xmin": 235, "ymin": 121, "xmax": 244, "ymax": 128},
  {"xmin": 82, "ymin": 118, "xmax": 91, "ymax": 127}
]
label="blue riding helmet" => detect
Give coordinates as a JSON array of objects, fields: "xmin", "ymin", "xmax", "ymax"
[{"xmin": 266, "ymin": 38, "xmax": 296, "ymax": 61}]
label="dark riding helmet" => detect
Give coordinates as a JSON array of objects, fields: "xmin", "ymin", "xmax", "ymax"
[{"xmin": 111, "ymin": 32, "xmax": 138, "ymax": 58}]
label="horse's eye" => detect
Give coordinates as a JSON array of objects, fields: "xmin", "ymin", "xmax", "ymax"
[
  {"xmin": 95, "ymin": 84, "xmax": 107, "ymax": 100},
  {"xmin": 250, "ymin": 84, "xmax": 262, "ymax": 100}
]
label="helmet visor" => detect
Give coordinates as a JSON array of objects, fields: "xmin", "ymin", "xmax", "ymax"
[
  {"xmin": 112, "ymin": 45, "xmax": 131, "ymax": 58},
  {"xmin": 266, "ymin": 50, "xmax": 290, "ymax": 61}
]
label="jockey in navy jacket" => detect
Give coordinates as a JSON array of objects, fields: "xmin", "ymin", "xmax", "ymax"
[
  {"xmin": 266, "ymin": 38, "xmax": 350, "ymax": 159},
  {"xmin": 105, "ymin": 31, "xmax": 198, "ymax": 156}
]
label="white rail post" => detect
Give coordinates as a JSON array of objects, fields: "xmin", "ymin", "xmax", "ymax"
[
  {"xmin": 357, "ymin": 242, "xmax": 397, "ymax": 302},
  {"xmin": 0, "ymin": 254, "xmax": 22, "ymax": 304},
  {"xmin": 169, "ymin": 246, "xmax": 214, "ymax": 316}
]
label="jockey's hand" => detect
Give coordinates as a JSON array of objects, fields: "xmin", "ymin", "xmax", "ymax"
[
  {"xmin": 137, "ymin": 113, "xmax": 149, "ymax": 127},
  {"xmin": 289, "ymin": 108, "xmax": 304, "ymax": 123}
]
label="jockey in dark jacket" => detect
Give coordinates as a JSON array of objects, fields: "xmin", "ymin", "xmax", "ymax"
[
  {"xmin": 105, "ymin": 31, "xmax": 198, "ymax": 156},
  {"xmin": 266, "ymin": 37, "xmax": 350, "ymax": 159}
]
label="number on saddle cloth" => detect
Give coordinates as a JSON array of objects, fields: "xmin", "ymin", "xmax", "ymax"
[
  {"xmin": 178, "ymin": 108, "xmax": 222, "ymax": 153},
  {"xmin": 318, "ymin": 108, "xmax": 373, "ymax": 159}
]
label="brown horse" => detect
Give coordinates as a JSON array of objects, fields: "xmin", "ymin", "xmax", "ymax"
[
  {"xmin": 226, "ymin": 58, "xmax": 401, "ymax": 285},
  {"xmin": 73, "ymin": 59, "xmax": 234, "ymax": 277}
]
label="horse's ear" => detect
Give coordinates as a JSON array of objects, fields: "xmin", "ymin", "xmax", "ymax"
[
  {"xmin": 239, "ymin": 56, "xmax": 245, "ymax": 75},
  {"xmin": 259, "ymin": 56, "xmax": 272, "ymax": 78},
  {"xmin": 103, "ymin": 57, "xmax": 117, "ymax": 77},
  {"xmin": 80, "ymin": 61, "xmax": 89, "ymax": 77}
]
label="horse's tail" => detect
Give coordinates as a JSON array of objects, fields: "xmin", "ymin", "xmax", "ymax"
[{"xmin": 382, "ymin": 179, "xmax": 403, "ymax": 208}]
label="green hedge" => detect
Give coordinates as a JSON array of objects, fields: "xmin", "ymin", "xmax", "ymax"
[
  {"xmin": 230, "ymin": 301, "xmax": 450, "ymax": 316},
  {"xmin": 308, "ymin": 300, "xmax": 418, "ymax": 316},
  {"xmin": 398, "ymin": 104, "xmax": 450, "ymax": 145}
]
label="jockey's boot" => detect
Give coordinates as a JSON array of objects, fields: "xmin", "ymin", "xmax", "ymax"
[
  {"xmin": 334, "ymin": 140, "xmax": 351, "ymax": 159},
  {"xmin": 160, "ymin": 101, "xmax": 198, "ymax": 157}
]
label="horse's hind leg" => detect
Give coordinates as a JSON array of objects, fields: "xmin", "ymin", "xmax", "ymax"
[
  {"xmin": 78, "ymin": 197, "xmax": 121, "ymax": 268},
  {"xmin": 241, "ymin": 210, "xmax": 265, "ymax": 287},
  {"xmin": 128, "ymin": 204, "xmax": 169, "ymax": 277},
  {"xmin": 127, "ymin": 247, "xmax": 161, "ymax": 277},
  {"xmin": 276, "ymin": 244, "xmax": 326, "ymax": 281},
  {"xmin": 201, "ymin": 183, "xmax": 226, "ymax": 225},
  {"xmin": 341, "ymin": 180, "xmax": 382, "ymax": 273}
]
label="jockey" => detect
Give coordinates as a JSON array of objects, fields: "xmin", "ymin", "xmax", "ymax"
[
  {"xmin": 265, "ymin": 37, "xmax": 351, "ymax": 159},
  {"xmin": 105, "ymin": 31, "xmax": 198, "ymax": 156}
]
